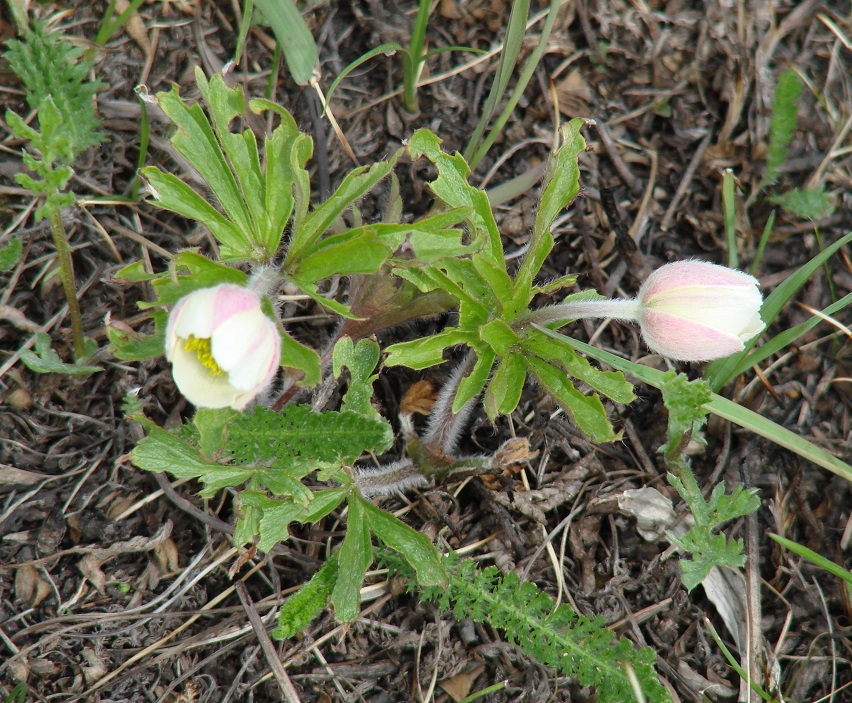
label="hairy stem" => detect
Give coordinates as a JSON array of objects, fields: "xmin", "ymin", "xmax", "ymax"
[
  {"xmin": 517, "ymin": 298, "xmax": 642, "ymax": 328},
  {"xmin": 49, "ymin": 208, "xmax": 86, "ymax": 360}
]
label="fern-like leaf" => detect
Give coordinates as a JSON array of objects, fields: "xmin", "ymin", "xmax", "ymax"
[
  {"xmin": 226, "ymin": 405, "xmax": 393, "ymax": 465},
  {"xmin": 403, "ymin": 557, "xmax": 670, "ymax": 703}
]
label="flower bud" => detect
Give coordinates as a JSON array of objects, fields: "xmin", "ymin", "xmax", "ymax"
[
  {"xmin": 165, "ymin": 284, "xmax": 281, "ymax": 409},
  {"xmin": 636, "ymin": 261, "xmax": 764, "ymax": 361}
]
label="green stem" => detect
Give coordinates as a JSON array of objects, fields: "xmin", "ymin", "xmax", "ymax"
[
  {"xmin": 402, "ymin": 0, "xmax": 432, "ymax": 113},
  {"xmin": 48, "ymin": 208, "xmax": 86, "ymax": 360}
]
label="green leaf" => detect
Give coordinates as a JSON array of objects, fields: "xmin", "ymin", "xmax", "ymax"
[
  {"xmin": 131, "ymin": 420, "xmax": 254, "ymax": 492},
  {"xmin": 0, "ymin": 236, "xmax": 22, "ymax": 271},
  {"xmin": 4, "ymin": 21, "xmax": 105, "ymax": 157},
  {"xmin": 408, "ymin": 129, "xmax": 503, "ymax": 262},
  {"xmin": 141, "ymin": 251, "xmax": 248, "ymax": 308},
  {"xmin": 194, "ymin": 407, "xmax": 237, "ymax": 457},
  {"xmin": 453, "ymin": 345, "xmax": 496, "ymax": 412},
  {"xmin": 509, "ymin": 119, "xmax": 586, "ymax": 318},
  {"xmin": 549, "ymin": 329, "xmax": 852, "ymax": 484},
  {"xmin": 286, "ymin": 151, "xmax": 402, "ymax": 265},
  {"xmin": 765, "ymin": 69, "xmax": 803, "ymax": 184},
  {"xmin": 362, "ymin": 500, "xmax": 447, "ymax": 588},
  {"xmin": 234, "ymin": 497, "xmax": 262, "ymax": 547},
  {"xmin": 245, "ymin": 488, "xmax": 348, "ymax": 551},
  {"xmin": 152, "ymin": 82, "xmax": 254, "ymax": 255},
  {"xmin": 254, "ymin": 0, "xmax": 319, "ymax": 86},
  {"xmin": 272, "ymin": 555, "xmax": 339, "ymax": 639},
  {"xmin": 384, "ymin": 329, "xmax": 474, "ymax": 370},
  {"xmin": 250, "ymin": 98, "xmax": 301, "ymax": 254},
  {"xmin": 660, "ymin": 371, "xmax": 711, "ymax": 458},
  {"xmin": 704, "ymin": 230, "xmax": 852, "ymax": 391},
  {"xmin": 279, "ymin": 327, "xmax": 322, "ymax": 387},
  {"xmin": 330, "ymin": 494, "xmax": 373, "ymax": 621},
  {"xmin": 227, "ymin": 405, "xmax": 392, "ymax": 463},
  {"xmin": 769, "ymin": 534, "xmax": 852, "ymax": 587},
  {"xmin": 524, "ymin": 355, "xmax": 618, "ymax": 442},
  {"xmin": 197, "ymin": 72, "xmax": 297, "ymax": 258},
  {"xmin": 106, "ymin": 310, "xmax": 167, "ymax": 362},
  {"xmin": 20, "ymin": 333, "xmax": 102, "ymax": 377},
  {"xmin": 483, "ymin": 352, "xmax": 526, "ymax": 420},
  {"xmin": 479, "ymin": 318, "xmax": 520, "ymax": 356},
  {"xmin": 405, "ymin": 556, "xmax": 671, "ymax": 703},
  {"xmin": 292, "ymin": 227, "xmax": 393, "ymax": 281},
  {"xmin": 769, "ymin": 185, "xmax": 835, "ymax": 220},
  {"xmin": 333, "ymin": 337, "xmax": 381, "ymax": 419}
]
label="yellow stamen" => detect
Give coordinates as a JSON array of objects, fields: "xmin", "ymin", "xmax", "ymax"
[{"xmin": 184, "ymin": 335, "xmax": 225, "ymax": 376}]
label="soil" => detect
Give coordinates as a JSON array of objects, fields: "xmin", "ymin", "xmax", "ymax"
[{"xmin": 1, "ymin": 1, "xmax": 851, "ymax": 702}]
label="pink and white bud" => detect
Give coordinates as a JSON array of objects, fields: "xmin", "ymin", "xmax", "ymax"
[
  {"xmin": 165, "ymin": 284, "xmax": 281, "ymax": 409},
  {"xmin": 635, "ymin": 261, "xmax": 765, "ymax": 361}
]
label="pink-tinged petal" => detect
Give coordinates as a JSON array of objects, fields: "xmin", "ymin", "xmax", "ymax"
[
  {"xmin": 227, "ymin": 329, "xmax": 280, "ymax": 392},
  {"xmin": 639, "ymin": 310, "xmax": 746, "ymax": 361},
  {"xmin": 210, "ymin": 285, "xmax": 262, "ymax": 332},
  {"xmin": 210, "ymin": 309, "xmax": 274, "ymax": 373},
  {"xmin": 640, "ymin": 261, "xmax": 759, "ymax": 301},
  {"xmin": 646, "ymin": 285, "xmax": 764, "ymax": 333},
  {"xmin": 169, "ymin": 343, "xmax": 243, "ymax": 408}
]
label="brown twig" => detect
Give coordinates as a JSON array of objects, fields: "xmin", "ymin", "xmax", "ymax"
[
  {"xmin": 154, "ymin": 472, "xmax": 233, "ymax": 535},
  {"xmin": 236, "ymin": 582, "xmax": 302, "ymax": 703}
]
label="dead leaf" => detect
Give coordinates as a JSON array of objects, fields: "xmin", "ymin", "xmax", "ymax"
[
  {"xmin": 0, "ymin": 465, "xmax": 49, "ymax": 488},
  {"xmin": 154, "ymin": 537, "xmax": 179, "ymax": 573},
  {"xmin": 81, "ymin": 647, "xmax": 108, "ymax": 685},
  {"xmin": 439, "ymin": 0, "xmax": 462, "ymax": 20},
  {"xmin": 105, "ymin": 492, "xmax": 140, "ymax": 520},
  {"xmin": 439, "ymin": 665, "xmax": 483, "ymax": 701},
  {"xmin": 554, "ymin": 69, "xmax": 595, "ymax": 117},
  {"xmin": 491, "ymin": 437, "xmax": 539, "ymax": 474},
  {"xmin": 37, "ymin": 507, "xmax": 66, "ymax": 555},
  {"xmin": 400, "ymin": 380, "xmax": 436, "ymax": 416},
  {"xmin": 15, "ymin": 564, "xmax": 52, "ymax": 608},
  {"xmin": 115, "ymin": 0, "xmax": 152, "ymax": 61},
  {"xmin": 78, "ymin": 554, "xmax": 107, "ymax": 594},
  {"xmin": 618, "ymin": 486, "xmax": 676, "ymax": 541}
]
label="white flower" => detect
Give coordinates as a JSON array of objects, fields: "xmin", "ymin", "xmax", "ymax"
[
  {"xmin": 636, "ymin": 261, "xmax": 765, "ymax": 361},
  {"xmin": 165, "ymin": 284, "xmax": 281, "ymax": 409},
  {"xmin": 526, "ymin": 260, "xmax": 765, "ymax": 362}
]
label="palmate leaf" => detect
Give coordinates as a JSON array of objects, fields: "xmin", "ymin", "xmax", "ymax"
[
  {"xmin": 524, "ymin": 356, "xmax": 619, "ymax": 442},
  {"xmin": 407, "ymin": 129, "xmax": 504, "ymax": 263},
  {"xmin": 508, "ymin": 118, "xmax": 586, "ymax": 319},
  {"xmin": 142, "ymin": 69, "xmax": 306, "ymax": 261}
]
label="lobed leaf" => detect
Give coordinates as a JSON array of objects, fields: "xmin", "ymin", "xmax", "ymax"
[{"xmin": 330, "ymin": 495, "xmax": 373, "ymax": 621}]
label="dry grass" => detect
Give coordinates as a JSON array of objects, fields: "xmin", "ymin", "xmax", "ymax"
[{"xmin": 1, "ymin": 1, "xmax": 851, "ymax": 701}]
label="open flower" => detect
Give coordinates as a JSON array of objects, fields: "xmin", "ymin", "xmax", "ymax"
[
  {"xmin": 165, "ymin": 284, "xmax": 281, "ymax": 409},
  {"xmin": 636, "ymin": 261, "xmax": 765, "ymax": 361}
]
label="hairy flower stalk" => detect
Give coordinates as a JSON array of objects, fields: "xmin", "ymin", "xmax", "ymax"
[{"xmin": 521, "ymin": 261, "xmax": 765, "ymax": 362}]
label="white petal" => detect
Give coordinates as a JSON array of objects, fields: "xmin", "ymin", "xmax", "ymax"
[
  {"xmin": 211, "ymin": 310, "xmax": 273, "ymax": 372},
  {"xmin": 172, "ymin": 287, "xmax": 220, "ymax": 340},
  {"xmin": 227, "ymin": 330, "xmax": 278, "ymax": 391},
  {"xmin": 170, "ymin": 344, "xmax": 241, "ymax": 409}
]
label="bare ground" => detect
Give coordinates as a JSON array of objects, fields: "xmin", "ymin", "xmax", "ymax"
[{"xmin": 1, "ymin": 1, "xmax": 851, "ymax": 702}]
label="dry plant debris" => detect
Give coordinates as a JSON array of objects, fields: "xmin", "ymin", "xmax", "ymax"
[{"xmin": 1, "ymin": 1, "xmax": 851, "ymax": 702}]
